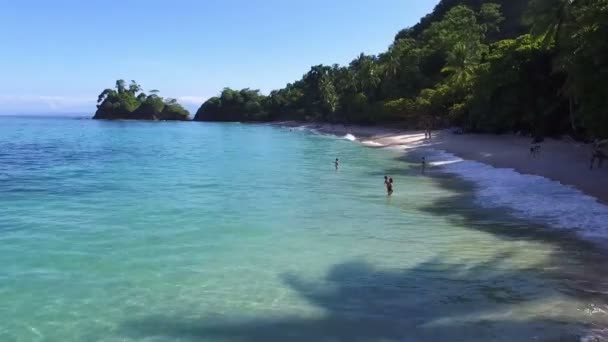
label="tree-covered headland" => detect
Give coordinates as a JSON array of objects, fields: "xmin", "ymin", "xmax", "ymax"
[{"xmin": 194, "ymin": 0, "xmax": 608, "ymax": 139}]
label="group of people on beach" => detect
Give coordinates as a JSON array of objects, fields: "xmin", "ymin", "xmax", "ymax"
[
  {"xmin": 336, "ymin": 157, "xmax": 393, "ymax": 196},
  {"xmin": 528, "ymin": 136, "xmax": 606, "ymax": 170}
]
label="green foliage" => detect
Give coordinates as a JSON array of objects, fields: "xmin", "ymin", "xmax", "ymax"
[
  {"xmin": 479, "ymin": 3, "xmax": 505, "ymax": 36},
  {"xmin": 521, "ymin": 0, "xmax": 608, "ymax": 138},
  {"xmin": 162, "ymin": 98, "xmax": 190, "ymax": 119},
  {"xmin": 558, "ymin": 0, "xmax": 608, "ymax": 138},
  {"xmin": 194, "ymin": 88, "xmax": 268, "ymax": 122},
  {"xmin": 422, "ymin": 5, "xmax": 485, "ymax": 53},
  {"xmin": 93, "ymin": 80, "xmax": 189, "ymax": 120},
  {"xmin": 395, "ymin": 0, "xmax": 529, "ymax": 41},
  {"xmin": 384, "ymin": 98, "xmax": 416, "ymax": 121},
  {"xmin": 466, "ymin": 35, "xmax": 567, "ymax": 134},
  {"xmin": 525, "ymin": 0, "xmax": 575, "ymax": 47},
  {"xmin": 136, "ymin": 94, "xmax": 165, "ymax": 116},
  {"xmin": 192, "ymin": 0, "xmax": 608, "ymax": 138}
]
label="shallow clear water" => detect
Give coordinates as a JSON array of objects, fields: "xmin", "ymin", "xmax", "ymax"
[{"xmin": 0, "ymin": 117, "xmax": 607, "ymax": 341}]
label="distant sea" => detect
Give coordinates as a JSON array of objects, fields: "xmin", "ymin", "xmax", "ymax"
[{"xmin": 0, "ymin": 116, "xmax": 607, "ymax": 341}]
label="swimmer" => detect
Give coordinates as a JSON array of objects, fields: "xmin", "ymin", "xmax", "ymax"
[{"xmin": 387, "ymin": 177, "xmax": 394, "ymax": 196}]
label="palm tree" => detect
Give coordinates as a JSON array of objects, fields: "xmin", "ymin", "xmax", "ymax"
[
  {"xmin": 115, "ymin": 79, "xmax": 126, "ymax": 94},
  {"xmin": 382, "ymin": 49, "xmax": 400, "ymax": 78},
  {"xmin": 526, "ymin": 0, "xmax": 583, "ymax": 132},
  {"xmin": 350, "ymin": 53, "xmax": 380, "ymax": 96},
  {"xmin": 128, "ymin": 80, "xmax": 141, "ymax": 94},
  {"xmin": 383, "ymin": 39, "xmax": 417, "ymax": 78},
  {"xmin": 526, "ymin": 0, "xmax": 578, "ymax": 47},
  {"xmin": 441, "ymin": 42, "xmax": 478, "ymax": 90},
  {"xmin": 164, "ymin": 98, "xmax": 178, "ymax": 105}
]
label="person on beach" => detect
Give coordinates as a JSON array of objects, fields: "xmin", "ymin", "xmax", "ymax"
[
  {"xmin": 590, "ymin": 139, "xmax": 607, "ymax": 169},
  {"xmin": 335, "ymin": 158, "xmax": 339, "ymax": 170},
  {"xmin": 590, "ymin": 150, "xmax": 606, "ymax": 169},
  {"xmin": 421, "ymin": 157, "xmax": 426, "ymax": 173},
  {"xmin": 424, "ymin": 118, "xmax": 432, "ymax": 140}
]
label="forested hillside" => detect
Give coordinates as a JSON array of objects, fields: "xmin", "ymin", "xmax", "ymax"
[
  {"xmin": 394, "ymin": 0, "xmax": 529, "ymax": 41},
  {"xmin": 195, "ymin": 0, "xmax": 608, "ymax": 139}
]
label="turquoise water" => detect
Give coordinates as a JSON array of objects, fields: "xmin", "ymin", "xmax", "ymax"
[{"xmin": 1, "ymin": 116, "xmax": 607, "ymax": 341}]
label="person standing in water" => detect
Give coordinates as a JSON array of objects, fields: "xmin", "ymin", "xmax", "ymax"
[
  {"xmin": 334, "ymin": 158, "xmax": 339, "ymax": 170},
  {"xmin": 386, "ymin": 177, "xmax": 394, "ymax": 196},
  {"xmin": 421, "ymin": 157, "xmax": 426, "ymax": 173}
]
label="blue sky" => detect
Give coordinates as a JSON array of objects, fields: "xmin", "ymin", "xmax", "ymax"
[{"xmin": 0, "ymin": 0, "xmax": 438, "ymax": 115}]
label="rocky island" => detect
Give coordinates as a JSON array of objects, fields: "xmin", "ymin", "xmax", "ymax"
[{"xmin": 93, "ymin": 80, "xmax": 190, "ymax": 121}]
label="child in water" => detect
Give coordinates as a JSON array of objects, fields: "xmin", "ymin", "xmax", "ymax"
[
  {"xmin": 335, "ymin": 158, "xmax": 339, "ymax": 170},
  {"xmin": 387, "ymin": 177, "xmax": 394, "ymax": 196},
  {"xmin": 421, "ymin": 157, "xmax": 426, "ymax": 173}
]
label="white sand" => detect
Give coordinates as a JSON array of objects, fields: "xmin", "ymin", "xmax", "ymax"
[{"xmin": 283, "ymin": 122, "xmax": 608, "ymax": 204}]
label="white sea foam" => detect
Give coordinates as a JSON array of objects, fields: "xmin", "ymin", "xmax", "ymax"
[
  {"xmin": 292, "ymin": 125, "xmax": 310, "ymax": 131},
  {"xmin": 361, "ymin": 140, "xmax": 384, "ymax": 147},
  {"xmin": 426, "ymin": 150, "xmax": 608, "ymax": 239},
  {"xmin": 580, "ymin": 329, "xmax": 608, "ymax": 342},
  {"xmin": 314, "ymin": 127, "xmax": 608, "ymax": 240},
  {"xmin": 343, "ymin": 133, "xmax": 357, "ymax": 141},
  {"xmin": 288, "ymin": 125, "xmax": 319, "ymax": 134}
]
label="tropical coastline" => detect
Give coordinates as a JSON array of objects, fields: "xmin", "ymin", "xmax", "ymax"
[
  {"xmin": 271, "ymin": 121, "xmax": 608, "ymax": 248},
  {"xmin": 4, "ymin": 0, "xmax": 608, "ymax": 339},
  {"xmin": 191, "ymin": 0, "xmax": 608, "ymax": 149},
  {"xmin": 286, "ymin": 122, "xmax": 608, "ymax": 205}
]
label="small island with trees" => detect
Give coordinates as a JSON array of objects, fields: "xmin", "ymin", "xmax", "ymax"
[{"xmin": 93, "ymin": 80, "xmax": 190, "ymax": 121}]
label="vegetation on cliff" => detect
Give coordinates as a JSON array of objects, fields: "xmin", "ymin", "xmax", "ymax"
[
  {"xmin": 195, "ymin": 0, "xmax": 608, "ymax": 139},
  {"xmin": 93, "ymin": 80, "xmax": 189, "ymax": 121}
]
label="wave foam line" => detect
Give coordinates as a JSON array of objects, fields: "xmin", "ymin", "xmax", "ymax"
[{"xmin": 428, "ymin": 150, "xmax": 608, "ymax": 239}]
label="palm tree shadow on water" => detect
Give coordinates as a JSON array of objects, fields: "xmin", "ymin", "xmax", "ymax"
[
  {"xmin": 120, "ymin": 158, "xmax": 608, "ymax": 341},
  {"xmin": 379, "ymin": 154, "xmax": 608, "ymax": 301},
  {"xmin": 120, "ymin": 252, "xmax": 605, "ymax": 341},
  {"xmin": 379, "ymin": 153, "xmax": 608, "ymax": 273},
  {"xmin": 417, "ymin": 164, "xmax": 608, "ymax": 298}
]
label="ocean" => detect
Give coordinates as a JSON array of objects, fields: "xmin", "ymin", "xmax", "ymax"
[{"xmin": 0, "ymin": 116, "xmax": 607, "ymax": 341}]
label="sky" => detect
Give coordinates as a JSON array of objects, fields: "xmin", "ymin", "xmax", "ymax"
[{"xmin": 0, "ymin": 0, "xmax": 439, "ymax": 115}]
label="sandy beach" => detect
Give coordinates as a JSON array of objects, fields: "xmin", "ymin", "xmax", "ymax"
[{"xmin": 280, "ymin": 122, "xmax": 608, "ymax": 205}]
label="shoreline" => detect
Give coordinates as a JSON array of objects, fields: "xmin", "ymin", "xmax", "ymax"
[{"xmin": 277, "ymin": 121, "xmax": 608, "ymax": 205}]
